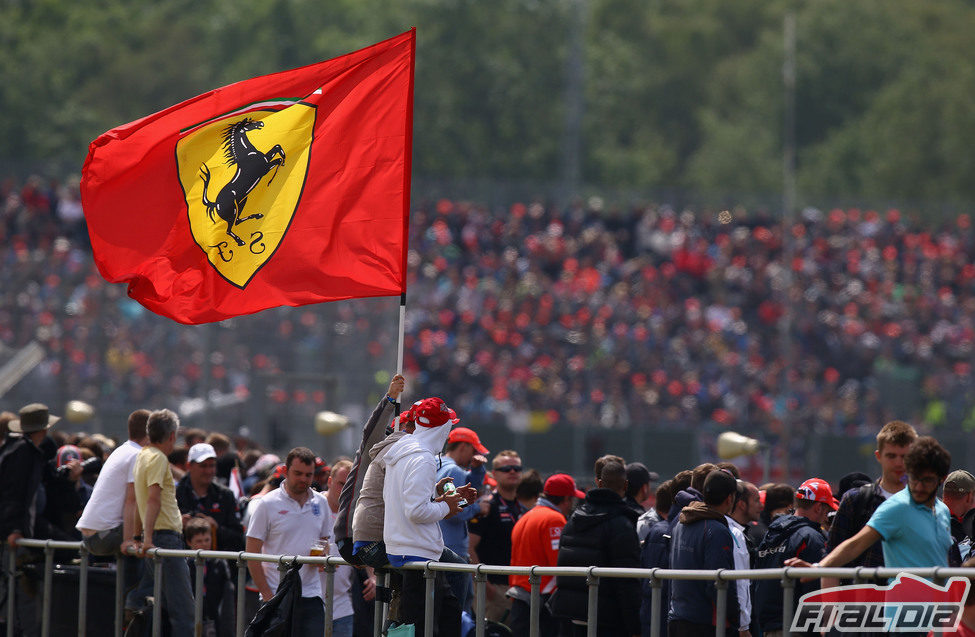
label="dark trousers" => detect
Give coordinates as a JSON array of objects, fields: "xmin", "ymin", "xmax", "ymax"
[
  {"xmin": 509, "ymin": 596, "xmax": 563, "ymax": 637},
  {"xmin": 400, "ymin": 567, "xmax": 461, "ymax": 637},
  {"xmin": 295, "ymin": 597, "xmax": 325, "ymax": 637},
  {"xmin": 669, "ymin": 619, "xmax": 717, "ymax": 637}
]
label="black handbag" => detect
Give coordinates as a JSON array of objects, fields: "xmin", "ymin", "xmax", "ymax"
[{"xmin": 244, "ymin": 560, "xmax": 303, "ymax": 637}]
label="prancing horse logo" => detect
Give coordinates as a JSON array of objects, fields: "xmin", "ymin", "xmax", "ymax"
[
  {"xmin": 200, "ymin": 117, "xmax": 285, "ymax": 246},
  {"xmin": 176, "ymin": 104, "xmax": 315, "ymax": 289}
]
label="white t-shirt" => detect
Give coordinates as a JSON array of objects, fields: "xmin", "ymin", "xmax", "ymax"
[
  {"xmin": 246, "ymin": 483, "xmax": 333, "ymax": 600},
  {"xmin": 325, "ymin": 528, "xmax": 354, "ymax": 619},
  {"xmin": 76, "ymin": 440, "xmax": 142, "ymax": 532}
]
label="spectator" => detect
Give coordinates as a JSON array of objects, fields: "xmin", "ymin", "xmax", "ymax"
[
  {"xmin": 826, "ymin": 420, "xmax": 917, "ymax": 583},
  {"xmin": 640, "ymin": 470, "xmax": 693, "ymax": 637},
  {"xmin": 594, "ymin": 454, "xmax": 626, "ymax": 482},
  {"xmin": 748, "ymin": 483, "xmax": 794, "ymax": 547},
  {"xmin": 515, "ymin": 469, "xmax": 544, "ymax": 511},
  {"xmin": 40, "ymin": 444, "xmax": 93, "ymax": 539},
  {"xmin": 507, "ymin": 473, "xmax": 582, "ymax": 637},
  {"xmin": 175, "ymin": 443, "xmax": 244, "ymax": 551},
  {"xmin": 128, "ymin": 408, "xmax": 194, "ymax": 635},
  {"xmin": 245, "ymin": 447, "xmax": 333, "ymax": 637},
  {"xmin": 942, "ymin": 470, "xmax": 975, "ymax": 548},
  {"xmin": 787, "ymin": 436, "xmax": 953, "ymax": 571},
  {"xmin": 182, "ymin": 428, "xmax": 207, "ymax": 448},
  {"xmin": 469, "ymin": 449, "xmax": 526, "ymax": 624},
  {"xmin": 169, "ymin": 446, "xmax": 189, "ymax": 482},
  {"xmin": 624, "ymin": 462, "xmax": 658, "ymax": 517},
  {"xmin": 728, "ymin": 480, "xmax": 761, "ymax": 636},
  {"xmin": 0, "ymin": 403, "xmax": 58, "ymax": 634},
  {"xmin": 184, "ymin": 517, "xmax": 232, "ymax": 636},
  {"xmin": 729, "ymin": 480, "xmax": 762, "ymax": 564},
  {"xmin": 312, "ymin": 456, "xmax": 329, "ymax": 492},
  {"xmin": 753, "ymin": 478, "xmax": 834, "ymax": 636},
  {"xmin": 382, "ymin": 397, "xmax": 468, "ymax": 637},
  {"xmin": 551, "ymin": 461, "xmax": 641, "ymax": 636},
  {"xmin": 323, "ymin": 459, "xmax": 358, "ymax": 637},
  {"xmin": 77, "ymin": 409, "xmax": 149, "ymax": 556},
  {"xmin": 668, "ymin": 469, "xmax": 740, "ymax": 637},
  {"xmin": 348, "ymin": 377, "xmax": 408, "ymax": 569},
  {"xmin": 437, "ymin": 426, "xmax": 488, "ymax": 611},
  {"xmin": 637, "ymin": 478, "xmax": 674, "ymax": 542}
]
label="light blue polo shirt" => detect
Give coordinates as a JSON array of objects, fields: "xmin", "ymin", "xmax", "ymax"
[{"xmin": 866, "ymin": 486, "xmax": 952, "ymax": 568}]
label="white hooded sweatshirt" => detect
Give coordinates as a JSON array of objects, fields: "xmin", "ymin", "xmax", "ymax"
[{"xmin": 382, "ymin": 420, "xmax": 452, "ymax": 560}]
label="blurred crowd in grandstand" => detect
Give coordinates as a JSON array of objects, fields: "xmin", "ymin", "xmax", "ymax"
[{"xmin": 3, "ymin": 174, "xmax": 975, "ymax": 446}]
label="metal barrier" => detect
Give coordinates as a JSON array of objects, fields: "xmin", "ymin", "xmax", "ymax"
[{"xmin": 6, "ymin": 538, "xmax": 974, "ymax": 637}]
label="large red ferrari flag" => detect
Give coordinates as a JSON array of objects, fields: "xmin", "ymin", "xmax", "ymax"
[{"xmin": 81, "ymin": 30, "xmax": 415, "ymax": 324}]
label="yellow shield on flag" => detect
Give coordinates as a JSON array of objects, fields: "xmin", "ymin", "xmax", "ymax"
[{"xmin": 176, "ymin": 104, "xmax": 315, "ymax": 288}]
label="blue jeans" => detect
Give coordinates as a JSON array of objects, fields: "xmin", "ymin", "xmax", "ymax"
[
  {"xmin": 332, "ymin": 614, "xmax": 354, "ymax": 637},
  {"xmin": 127, "ymin": 530, "xmax": 194, "ymax": 635},
  {"xmin": 296, "ymin": 597, "xmax": 325, "ymax": 637},
  {"xmin": 441, "ymin": 547, "xmax": 472, "ymax": 613}
]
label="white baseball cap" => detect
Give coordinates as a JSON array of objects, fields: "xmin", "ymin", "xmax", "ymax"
[{"xmin": 188, "ymin": 443, "xmax": 217, "ymax": 464}]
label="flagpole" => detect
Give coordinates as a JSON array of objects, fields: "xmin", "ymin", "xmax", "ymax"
[
  {"xmin": 389, "ymin": 293, "xmax": 406, "ymax": 433},
  {"xmin": 396, "ymin": 293, "xmax": 406, "ymax": 376}
]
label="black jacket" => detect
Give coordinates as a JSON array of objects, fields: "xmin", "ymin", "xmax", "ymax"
[
  {"xmin": 550, "ymin": 488, "xmax": 641, "ymax": 635},
  {"xmin": 175, "ymin": 478, "xmax": 244, "ymax": 551},
  {"xmin": 0, "ymin": 436, "xmax": 45, "ymax": 539},
  {"xmin": 753, "ymin": 514, "xmax": 826, "ymax": 631},
  {"xmin": 827, "ymin": 480, "xmax": 886, "ymax": 570}
]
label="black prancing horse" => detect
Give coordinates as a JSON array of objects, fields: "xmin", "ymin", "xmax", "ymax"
[{"xmin": 200, "ymin": 117, "xmax": 285, "ymax": 246}]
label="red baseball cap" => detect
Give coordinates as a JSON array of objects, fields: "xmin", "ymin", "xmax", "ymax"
[
  {"xmin": 796, "ymin": 478, "xmax": 838, "ymax": 511},
  {"xmin": 411, "ymin": 397, "xmax": 460, "ymax": 428},
  {"xmin": 544, "ymin": 473, "xmax": 585, "ymax": 499},
  {"xmin": 447, "ymin": 427, "xmax": 488, "ymax": 454}
]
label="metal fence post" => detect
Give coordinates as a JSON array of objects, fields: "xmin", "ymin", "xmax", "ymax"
[
  {"xmin": 474, "ymin": 565, "xmax": 486, "ymax": 637},
  {"xmin": 194, "ymin": 553, "xmax": 205, "ymax": 637},
  {"xmin": 152, "ymin": 552, "xmax": 163, "ymax": 637},
  {"xmin": 7, "ymin": 544, "xmax": 15, "ymax": 637},
  {"xmin": 781, "ymin": 569, "xmax": 796, "ymax": 634},
  {"xmin": 41, "ymin": 541, "xmax": 53, "ymax": 637},
  {"xmin": 324, "ymin": 561, "xmax": 335, "ymax": 637},
  {"xmin": 372, "ymin": 570, "xmax": 386, "ymax": 637},
  {"xmin": 650, "ymin": 573, "xmax": 662, "ymax": 637},
  {"xmin": 236, "ymin": 553, "xmax": 247, "ymax": 637},
  {"xmin": 714, "ymin": 574, "xmax": 728, "ymax": 637},
  {"xmin": 423, "ymin": 563, "xmax": 435, "ymax": 637},
  {"xmin": 115, "ymin": 552, "xmax": 125, "ymax": 637},
  {"xmin": 529, "ymin": 566, "xmax": 541, "ymax": 637},
  {"xmin": 78, "ymin": 543, "xmax": 89, "ymax": 637},
  {"xmin": 586, "ymin": 567, "xmax": 598, "ymax": 637}
]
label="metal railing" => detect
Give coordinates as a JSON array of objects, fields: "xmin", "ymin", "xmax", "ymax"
[{"xmin": 6, "ymin": 538, "xmax": 973, "ymax": 637}]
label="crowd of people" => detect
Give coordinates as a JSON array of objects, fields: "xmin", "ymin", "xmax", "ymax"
[
  {"xmin": 2, "ymin": 383, "xmax": 974, "ymax": 636},
  {"xmin": 5, "ymin": 175, "xmax": 975, "ymax": 463}
]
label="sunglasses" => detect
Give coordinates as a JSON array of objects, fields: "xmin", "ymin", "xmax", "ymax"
[{"xmin": 494, "ymin": 465, "xmax": 523, "ymax": 473}]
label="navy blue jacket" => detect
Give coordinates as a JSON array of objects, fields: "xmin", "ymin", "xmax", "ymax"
[
  {"xmin": 640, "ymin": 488, "xmax": 703, "ymax": 634},
  {"xmin": 753, "ymin": 514, "xmax": 827, "ymax": 631},
  {"xmin": 668, "ymin": 502, "xmax": 740, "ymax": 629}
]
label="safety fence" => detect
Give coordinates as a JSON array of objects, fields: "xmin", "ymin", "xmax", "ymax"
[{"xmin": 6, "ymin": 538, "xmax": 972, "ymax": 637}]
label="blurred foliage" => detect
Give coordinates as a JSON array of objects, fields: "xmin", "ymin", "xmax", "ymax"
[{"xmin": 3, "ymin": 0, "xmax": 975, "ymax": 202}]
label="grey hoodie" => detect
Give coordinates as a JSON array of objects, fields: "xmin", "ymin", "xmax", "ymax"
[{"xmin": 351, "ymin": 430, "xmax": 407, "ymax": 543}]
